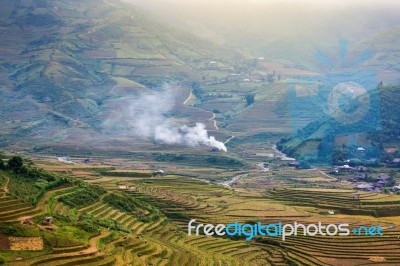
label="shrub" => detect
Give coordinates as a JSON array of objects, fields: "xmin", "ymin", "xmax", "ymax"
[
  {"xmin": 58, "ymin": 183, "xmax": 106, "ymax": 208},
  {"xmin": 164, "ymin": 212, "xmax": 189, "ymax": 220},
  {"xmin": 6, "ymin": 169, "xmax": 69, "ymax": 205},
  {"xmin": 255, "ymin": 237, "xmax": 282, "ymax": 247},
  {"xmin": 299, "ymin": 161, "xmax": 311, "ymax": 169},
  {"xmin": 285, "ymin": 258, "xmax": 299, "ymax": 266},
  {"xmin": 0, "ymin": 223, "xmax": 40, "ymax": 237},
  {"xmin": 8, "ymin": 156, "xmax": 23, "ymax": 172},
  {"xmin": 139, "ymin": 213, "xmax": 160, "ymax": 223},
  {"xmin": 245, "ymin": 93, "xmax": 255, "ymax": 106},
  {"xmin": 103, "ymin": 193, "xmax": 138, "ymax": 213},
  {"xmin": 75, "ymin": 214, "xmax": 126, "ymax": 233},
  {"xmin": 75, "ymin": 214, "xmax": 99, "ymax": 234},
  {"xmin": 98, "ymin": 231, "xmax": 118, "ymax": 250}
]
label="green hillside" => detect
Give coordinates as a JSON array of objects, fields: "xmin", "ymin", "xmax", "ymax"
[
  {"xmin": 0, "ymin": 0, "xmax": 241, "ymax": 149},
  {"xmin": 0, "ymin": 0, "xmax": 321, "ymax": 157},
  {"xmin": 278, "ymin": 84, "xmax": 400, "ymax": 165}
]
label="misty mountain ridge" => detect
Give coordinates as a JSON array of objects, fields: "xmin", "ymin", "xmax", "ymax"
[
  {"xmin": 128, "ymin": 0, "xmax": 400, "ymax": 72},
  {"xmin": 0, "ymin": 0, "xmax": 239, "ymax": 151}
]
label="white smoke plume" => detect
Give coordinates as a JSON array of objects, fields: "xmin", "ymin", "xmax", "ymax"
[
  {"xmin": 104, "ymin": 86, "xmax": 227, "ymax": 151},
  {"xmin": 155, "ymin": 123, "xmax": 227, "ymax": 151}
]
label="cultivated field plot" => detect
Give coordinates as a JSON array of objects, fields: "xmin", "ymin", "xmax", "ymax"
[
  {"xmin": 1, "ymin": 155, "xmax": 400, "ymax": 266},
  {"xmin": 267, "ymin": 187, "xmax": 400, "ymax": 217}
]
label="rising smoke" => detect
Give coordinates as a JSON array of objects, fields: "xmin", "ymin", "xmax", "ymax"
[
  {"xmin": 103, "ymin": 86, "xmax": 227, "ymax": 151},
  {"xmin": 155, "ymin": 122, "xmax": 227, "ymax": 151}
]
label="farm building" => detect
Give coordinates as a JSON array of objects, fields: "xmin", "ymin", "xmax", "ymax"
[
  {"xmin": 352, "ymin": 193, "xmax": 360, "ymax": 199},
  {"xmin": 392, "ymin": 185, "xmax": 400, "ymax": 191},
  {"xmin": 354, "ymin": 184, "xmax": 374, "ymax": 191},
  {"xmin": 375, "ymin": 180, "xmax": 387, "ymax": 187},
  {"xmin": 336, "ymin": 165, "xmax": 353, "ymax": 172},
  {"xmin": 377, "ymin": 174, "xmax": 390, "ymax": 182},
  {"xmin": 386, "ymin": 147, "xmax": 397, "ymax": 153},
  {"xmin": 356, "ymin": 147, "xmax": 366, "ymax": 152},
  {"xmin": 42, "ymin": 216, "xmax": 53, "ymax": 225},
  {"xmin": 391, "ymin": 158, "xmax": 400, "ymax": 167},
  {"xmin": 289, "ymin": 161, "xmax": 300, "ymax": 169},
  {"xmin": 154, "ymin": 169, "xmax": 165, "ymax": 176}
]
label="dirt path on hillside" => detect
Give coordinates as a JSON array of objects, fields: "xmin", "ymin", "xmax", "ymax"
[
  {"xmin": 318, "ymin": 170, "xmax": 337, "ymax": 180},
  {"xmin": 87, "ymin": 231, "xmax": 108, "ymax": 253},
  {"xmin": 219, "ymin": 174, "xmax": 248, "ymax": 188},
  {"xmin": 224, "ymin": 135, "xmax": 235, "ymax": 144},
  {"xmin": 209, "ymin": 112, "xmax": 219, "ymax": 130},
  {"xmin": 183, "ymin": 89, "xmax": 193, "ymax": 105},
  {"xmin": 183, "ymin": 89, "xmax": 220, "ymax": 130}
]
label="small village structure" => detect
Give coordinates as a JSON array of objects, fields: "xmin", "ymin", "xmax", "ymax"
[
  {"xmin": 289, "ymin": 161, "xmax": 300, "ymax": 169},
  {"xmin": 392, "ymin": 158, "xmax": 400, "ymax": 167},
  {"xmin": 154, "ymin": 169, "xmax": 165, "ymax": 176}
]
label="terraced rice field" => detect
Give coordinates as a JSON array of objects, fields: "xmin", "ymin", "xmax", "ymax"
[
  {"xmin": 0, "ymin": 192, "xmax": 41, "ymax": 222},
  {"xmin": 3, "ymin": 156, "xmax": 400, "ymax": 266},
  {"xmin": 8, "ymin": 231, "xmax": 114, "ymax": 266},
  {"xmin": 104, "ymin": 175, "xmax": 400, "ymax": 265},
  {"xmin": 266, "ymin": 188, "xmax": 400, "ymax": 216}
]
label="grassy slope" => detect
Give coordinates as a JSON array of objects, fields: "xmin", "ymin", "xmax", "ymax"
[
  {"xmin": 278, "ymin": 84, "xmax": 400, "ymax": 163},
  {"xmin": 0, "ymin": 0, "xmax": 240, "ymax": 149},
  {"xmin": 0, "ymin": 0, "xmax": 335, "ymax": 155}
]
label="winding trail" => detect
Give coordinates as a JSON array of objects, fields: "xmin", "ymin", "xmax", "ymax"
[
  {"xmin": 182, "ymin": 88, "xmax": 238, "ymax": 144},
  {"xmin": 183, "ymin": 89, "xmax": 193, "ymax": 105},
  {"xmin": 272, "ymin": 144, "xmax": 296, "ymax": 160},
  {"xmin": 318, "ymin": 170, "xmax": 337, "ymax": 180},
  {"xmin": 218, "ymin": 174, "xmax": 248, "ymax": 188},
  {"xmin": 183, "ymin": 89, "xmax": 219, "ymax": 130},
  {"xmin": 209, "ymin": 112, "xmax": 219, "ymax": 130},
  {"xmin": 224, "ymin": 135, "xmax": 235, "ymax": 144}
]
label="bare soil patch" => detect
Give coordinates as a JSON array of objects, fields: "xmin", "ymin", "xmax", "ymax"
[{"xmin": 8, "ymin": 237, "xmax": 44, "ymax": 251}]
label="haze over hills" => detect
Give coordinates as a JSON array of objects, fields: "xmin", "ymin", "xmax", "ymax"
[
  {"xmin": 0, "ymin": 0, "xmax": 242, "ymax": 151},
  {"xmin": 351, "ymin": 26, "xmax": 400, "ymax": 83},
  {"xmin": 126, "ymin": 0, "xmax": 400, "ymax": 72}
]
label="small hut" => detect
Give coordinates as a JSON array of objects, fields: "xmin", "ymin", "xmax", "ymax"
[
  {"xmin": 154, "ymin": 169, "xmax": 165, "ymax": 176},
  {"xmin": 42, "ymin": 217, "xmax": 53, "ymax": 225}
]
